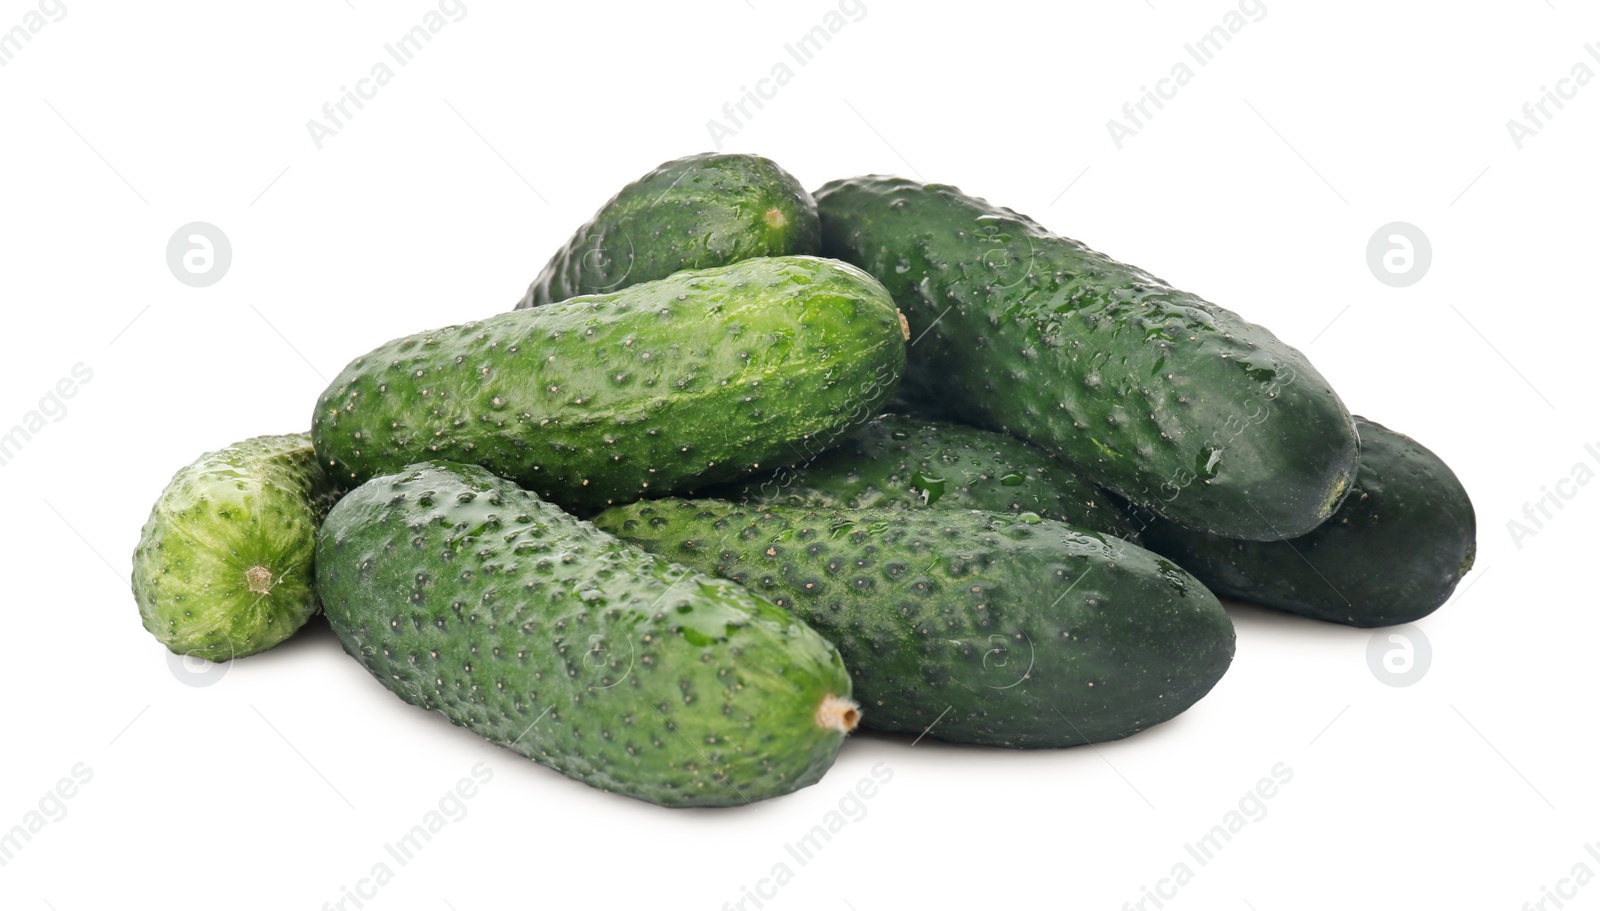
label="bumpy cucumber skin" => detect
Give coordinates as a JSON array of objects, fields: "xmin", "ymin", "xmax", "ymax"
[
  {"xmin": 815, "ymin": 176, "xmax": 1359, "ymax": 540},
  {"xmin": 518, "ymin": 153, "xmax": 821, "ymax": 308},
  {"xmin": 132, "ymin": 434, "xmax": 338, "ymax": 661},
  {"xmin": 316, "ymin": 462, "xmax": 854, "ymax": 808},
  {"xmin": 1134, "ymin": 418, "xmax": 1476, "ymax": 627},
  {"xmin": 313, "ymin": 256, "xmax": 906, "ymax": 512},
  {"xmin": 594, "ymin": 500, "xmax": 1235, "ymax": 748},
  {"xmin": 705, "ymin": 412, "xmax": 1141, "ymax": 541}
]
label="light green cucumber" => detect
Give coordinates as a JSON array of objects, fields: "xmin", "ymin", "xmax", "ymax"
[
  {"xmin": 132, "ymin": 433, "xmax": 338, "ymax": 661},
  {"xmin": 314, "ymin": 256, "xmax": 907, "ymax": 511}
]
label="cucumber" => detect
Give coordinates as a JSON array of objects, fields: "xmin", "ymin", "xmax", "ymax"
[
  {"xmin": 132, "ymin": 433, "xmax": 338, "ymax": 661},
  {"xmin": 316, "ymin": 461, "xmax": 857, "ymax": 808},
  {"xmin": 313, "ymin": 256, "xmax": 908, "ymax": 512},
  {"xmin": 815, "ymin": 176, "xmax": 1359, "ymax": 540},
  {"xmin": 1133, "ymin": 418, "xmax": 1476, "ymax": 627},
  {"xmin": 517, "ymin": 153, "xmax": 820, "ymax": 308},
  {"xmin": 594, "ymin": 500, "xmax": 1234, "ymax": 748},
  {"xmin": 705, "ymin": 412, "xmax": 1141, "ymax": 540}
]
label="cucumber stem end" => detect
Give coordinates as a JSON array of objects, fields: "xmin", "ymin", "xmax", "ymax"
[
  {"xmin": 817, "ymin": 694, "xmax": 861, "ymax": 734},
  {"xmin": 245, "ymin": 565, "xmax": 275, "ymax": 595}
]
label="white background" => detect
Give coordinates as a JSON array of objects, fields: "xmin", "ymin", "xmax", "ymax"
[{"xmin": 2, "ymin": 1, "xmax": 1594, "ymax": 909}]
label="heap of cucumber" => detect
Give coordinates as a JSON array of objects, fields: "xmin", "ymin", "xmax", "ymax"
[{"xmin": 132, "ymin": 152, "xmax": 1475, "ymax": 808}]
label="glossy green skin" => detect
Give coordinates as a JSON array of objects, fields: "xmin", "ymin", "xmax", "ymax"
[
  {"xmin": 815, "ymin": 176, "xmax": 1359, "ymax": 540},
  {"xmin": 133, "ymin": 434, "xmax": 338, "ymax": 661},
  {"xmin": 595, "ymin": 500, "xmax": 1235, "ymax": 748},
  {"xmin": 316, "ymin": 462, "xmax": 853, "ymax": 808},
  {"xmin": 706, "ymin": 412, "xmax": 1141, "ymax": 541},
  {"xmin": 314, "ymin": 256, "xmax": 906, "ymax": 512},
  {"xmin": 1134, "ymin": 418, "xmax": 1476, "ymax": 627},
  {"xmin": 517, "ymin": 153, "xmax": 820, "ymax": 308}
]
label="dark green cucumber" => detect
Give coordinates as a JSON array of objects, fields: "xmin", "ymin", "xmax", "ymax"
[
  {"xmin": 705, "ymin": 412, "xmax": 1141, "ymax": 540},
  {"xmin": 594, "ymin": 500, "xmax": 1234, "ymax": 748},
  {"xmin": 316, "ymin": 461, "xmax": 858, "ymax": 808},
  {"xmin": 132, "ymin": 433, "xmax": 339, "ymax": 661},
  {"xmin": 1133, "ymin": 418, "xmax": 1476, "ymax": 627},
  {"xmin": 314, "ymin": 256, "xmax": 907, "ymax": 512},
  {"xmin": 518, "ymin": 153, "xmax": 820, "ymax": 308},
  {"xmin": 815, "ymin": 176, "xmax": 1359, "ymax": 540}
]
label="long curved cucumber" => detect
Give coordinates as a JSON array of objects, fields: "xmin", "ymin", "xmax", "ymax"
[
  {"xmin": 317, "ymin": 461, "xmax": 858, "ymax": 808},
  {"xmin": 594, "ymin": 500, "xmax": 1235, "ymax": 748},
  {"xmin": 314, "ymin": 256, "xmax": 907, "ymax": 511},
  {"xmin": 815, "ymin": 176, "xmax": 1359, "ymax": 540}
]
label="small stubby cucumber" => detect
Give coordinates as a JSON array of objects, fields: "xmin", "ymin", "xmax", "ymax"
[
  {"xmin": 132, "ymin": 433, "xmax": 339, "ymax": 661},
  {"xmin": 705, "ymin": 412, "xmax": 1141, "ymax": 540},
  {"xmin": 313, "ymin": 256, "xmax": 908, "ymax": 512},
  {"xmin": 815, "ymin": 176, "xmax": 1359, "ymax": 540},
  {"xmin": 594, "ymin": 500, "xmax": 1235, "ymax": 748},
  {"xmin": 1133, "ymin": 418, "xmax": 1476, "ymax": 627},
  {"xmin": 517, "ymin": 153, "xmax": 820, "ymax": 308},
  {"xmin": 316, "ymin": 461, "xmax": 858, "ymax": 808}
]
